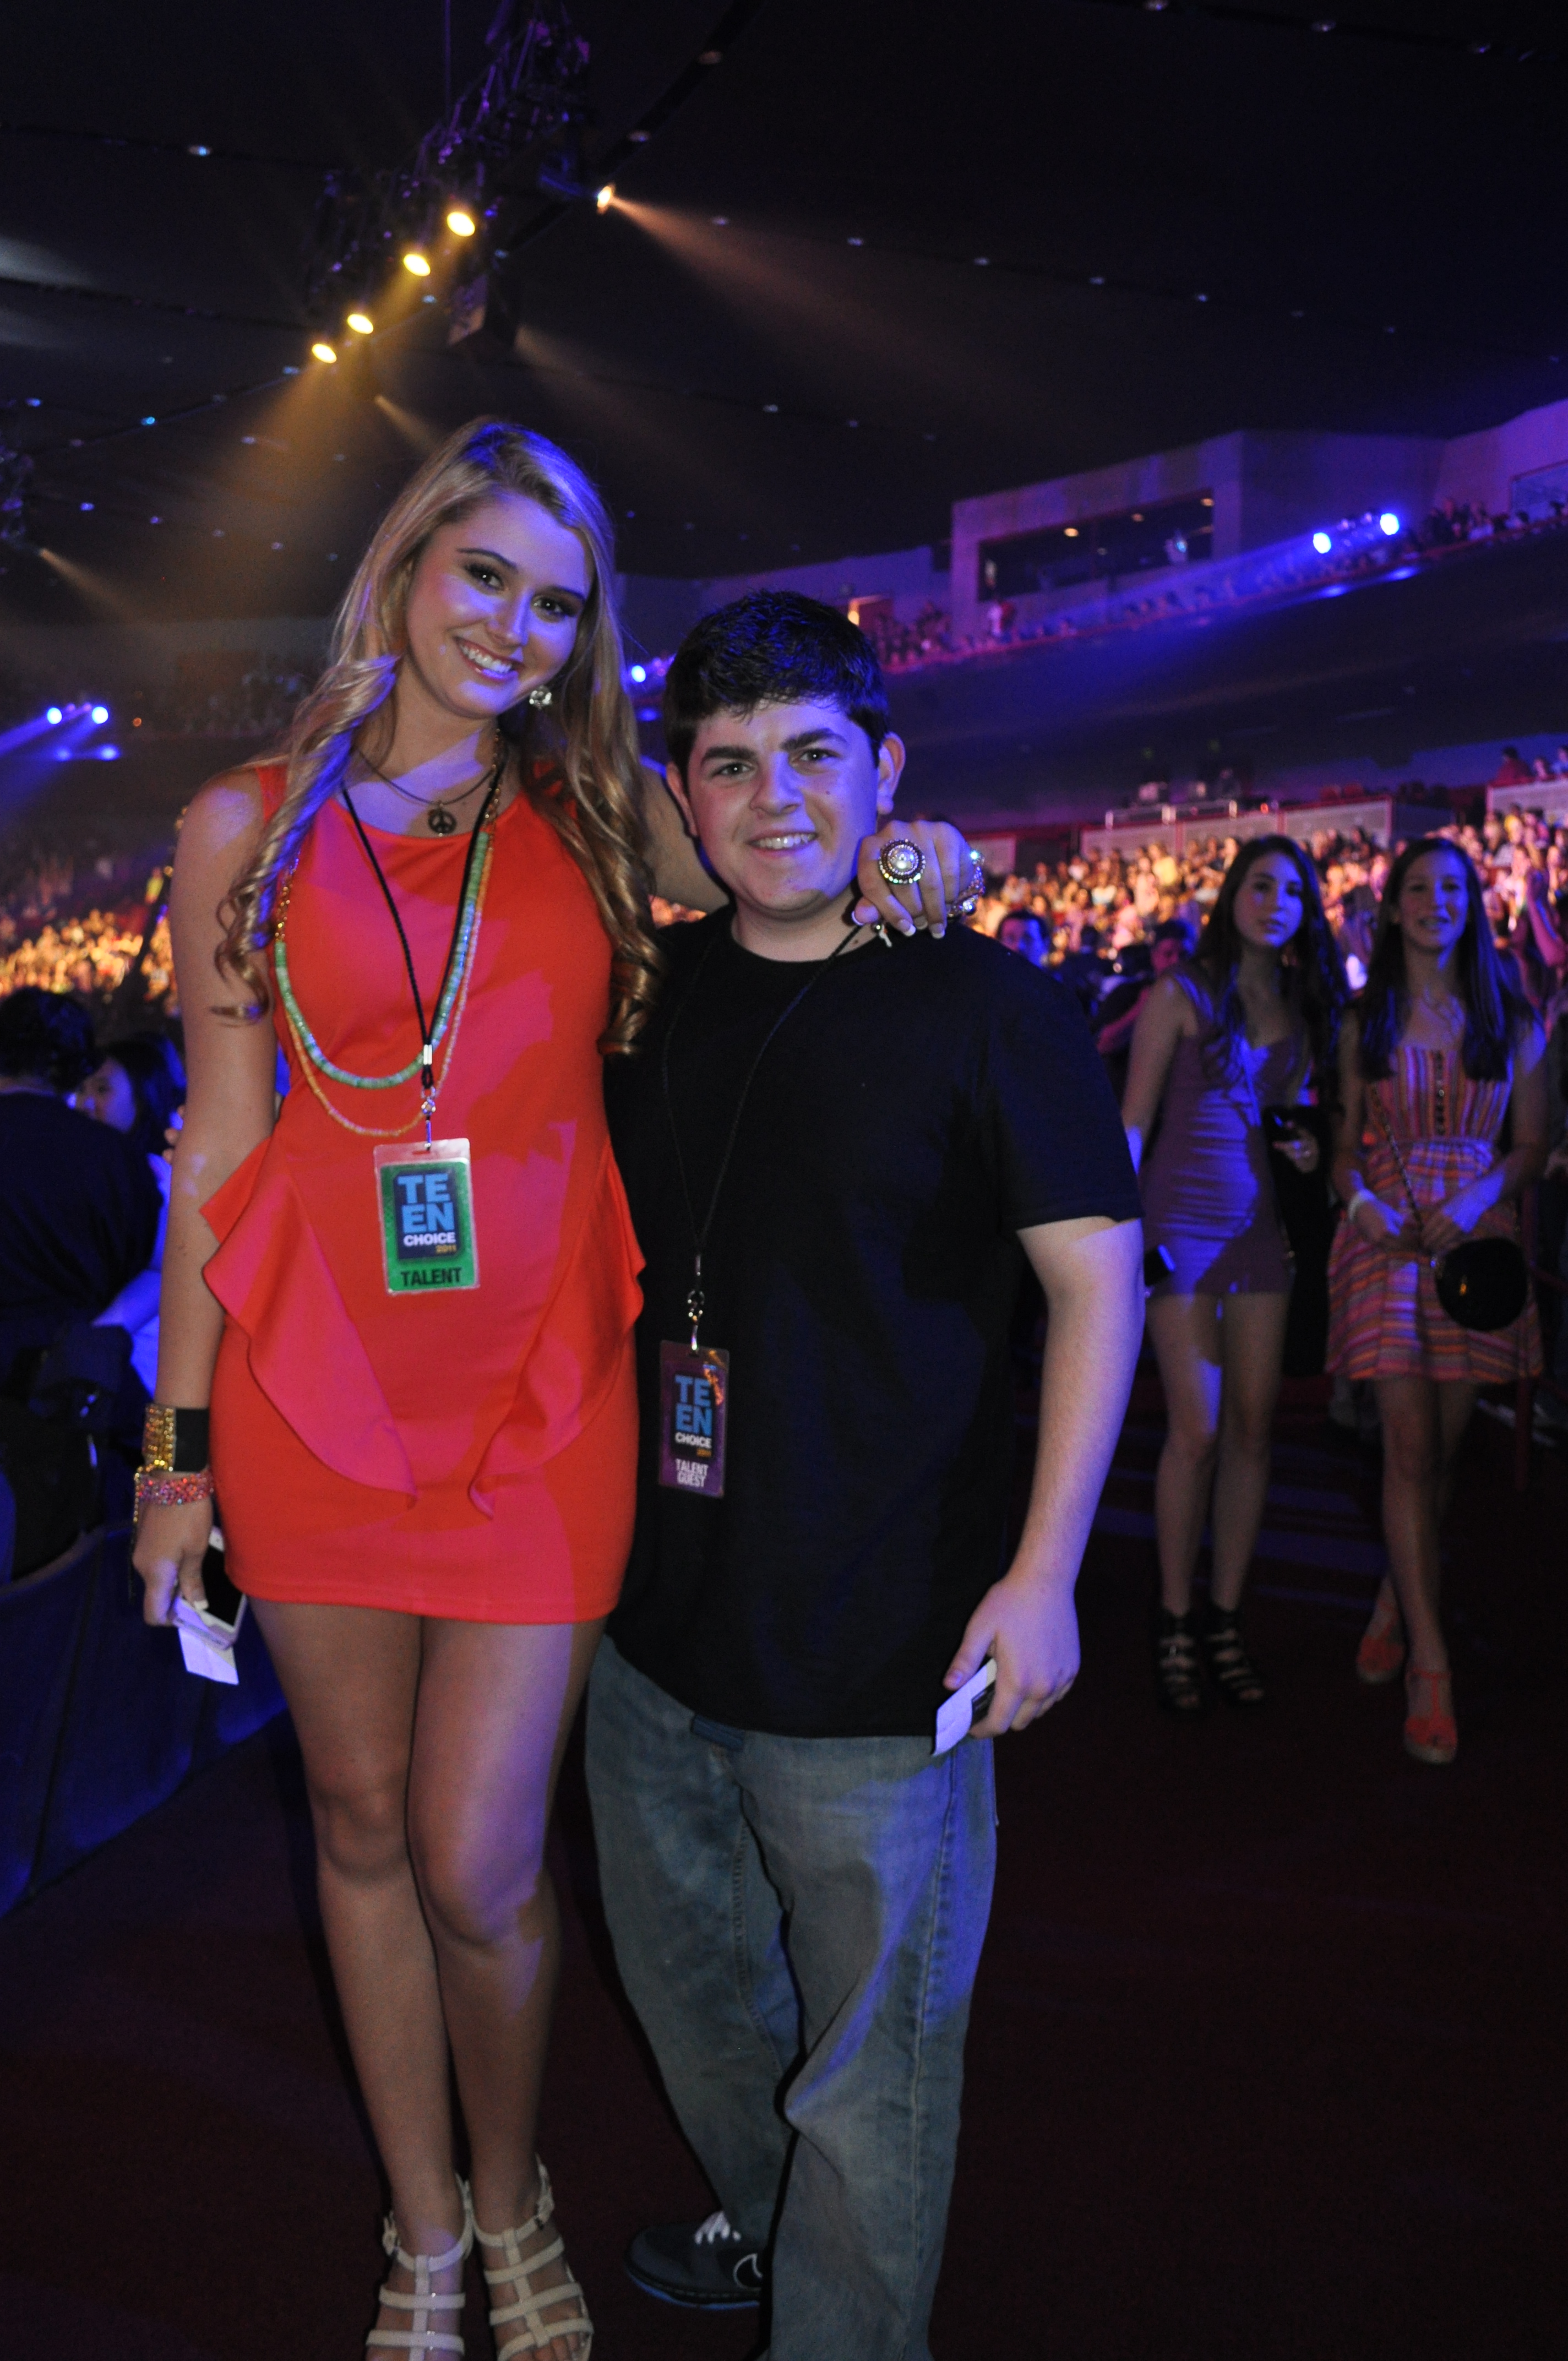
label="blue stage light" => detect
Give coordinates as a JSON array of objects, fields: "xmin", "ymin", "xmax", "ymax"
[
  {"xmin": 1379, "ymin": 512, "xmax": 1400, "ymax": 536},
  {"xmin": 1311, "ymin": 530, "xmax": 1333, "ymax": 554},
  {"xmin": 95, "ymin": 744, "xmax": 121, "ymax": 761},
  {"xmin": 629, "ymin": 663, "xmax": 647, "ymax": 683},
  {"xmin": 45, "ymin": 705, "xmax": 63, "ymax": 725},
  {"xmin": 90, "ymin": 704, "xmax": 110, "ymax": 724}
]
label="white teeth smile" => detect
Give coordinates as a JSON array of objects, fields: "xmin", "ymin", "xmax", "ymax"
[
  {"xmin": 455, "ymin": 637, "xmax": 520, "ymax": 680},
  {"xmin": 754, "ymin": 833, "xmax": 814, "ymax": 850}
]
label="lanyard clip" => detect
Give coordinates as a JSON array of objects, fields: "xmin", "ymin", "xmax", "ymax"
[{"xmin": 686, "ymin": 1253, "xmax": 704, "ymax": 1352}]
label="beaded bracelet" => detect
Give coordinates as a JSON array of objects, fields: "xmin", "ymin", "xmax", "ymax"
[{"xmin": 134, "ymin": 1466, "xmax": 215, "ymax": 1516}]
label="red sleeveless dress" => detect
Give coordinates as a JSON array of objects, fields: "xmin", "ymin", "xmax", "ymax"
[{"xmin": 202, "ymin": 768, "xmax": 643, "ymax": 1622}]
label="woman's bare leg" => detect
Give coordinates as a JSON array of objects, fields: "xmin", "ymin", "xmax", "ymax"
[
  {"xmin": 1209, "ymin": 1293, "xmax": 1291, "ymax": 1611},
  {"xmin": 1375, "ymin": 1377, "xmax": 1451, "ymax": 1672},
  {"xmin": 408, "ymin": 1615, "xmax": 605, "ymax": 2361},
  {"xmin": 1436, "ymin": 1379, "xmax": 1478, "ymax": 1518},
  {"xmin": 249, "ymin": 1601, "xmax": 466, "ymax": 2318},
  {"xmin": 1147, "ymin": 1292, "xmax": 1223, "ymax": 1614}
]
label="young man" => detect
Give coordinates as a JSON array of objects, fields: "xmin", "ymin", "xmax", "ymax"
[{"xmin": 590, "ymin": 592, "xmax": 1144, "ymax": 2360}]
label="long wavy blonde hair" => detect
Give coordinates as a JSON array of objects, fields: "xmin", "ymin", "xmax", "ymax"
[{"xmin": 219, "ymin": 416, "xmax": 660, "ymax": 1053}]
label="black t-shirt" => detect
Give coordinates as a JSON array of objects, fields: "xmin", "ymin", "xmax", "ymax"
[
  {"xmin": 0, "ymin": 1092, "xmax": 161, "ymax": 1394},
  {"xmin": 605, "ymin": 915, "xmax": 1141, "ymax": 1738}
]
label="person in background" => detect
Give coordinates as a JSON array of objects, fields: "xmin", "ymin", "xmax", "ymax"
[
  {"xmin": 997, "ymin": 909, "xmax": 1048, "ymax": 965},
  {"xmin": 1094, "ymin": 917, "xmax": 1195, "ymax": 1063},
  {"xmin": 76, "ymin": 1033, "xmax": 187, "ymax": 1395},
  {"xmin": 0, "ymin": 988, "xmax": 160, "ymax": 1575},
  {"xmin": 1122, "ymin": 841, "xmax": 1346, "ymax": 1714},
  {"xmin": 1329, "ymin": 839, "xmax": 1545, "ymax": 1766}
]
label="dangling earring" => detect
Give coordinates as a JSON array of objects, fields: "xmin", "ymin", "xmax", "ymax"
[{"xmin": 526, "ymin": 684, "xmax": 553, "ymax": 709}]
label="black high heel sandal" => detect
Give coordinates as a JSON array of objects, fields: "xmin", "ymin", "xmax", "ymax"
[
  {"xmin": 1155, "ymin": 1609, "xmax": 1207, "ymax": 1715},
  {"xmin": 1199, "ymin": 1605, "xmax": 1265, "ymax": 1707}
]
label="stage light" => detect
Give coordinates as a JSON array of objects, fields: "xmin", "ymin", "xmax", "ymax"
[
  {"xmin": 629, "ymin": 663, "xmax": 646, "ymax": 683},
  {"xmin": 402, "ymin": 250, "xmax": 432, "ymax": 277},
  {"xmin": 346, "ymin": 311, "xmax": 374, "ymax": 335},
  {"xmin": 1311, "ymin": 530, "xmax": 1333, "ymax": 554},
  {"xmin": 596, "ymin": 184, "xmax": 614, "ymax": 211},
  {"xmin": 95, "ymin": 744, "xmax": 121, "ymax": 761},
  {"xmin": 45, "ymin": 706, "xmax": 62, "ymax": 725},
  {"xmin": 446, "ymin": 208, "xmax": 476, "ymax": 237},
  {"xmin": 141, "ymin": 415, "xmax": 155, "ymax": 426},
  {"xmin": 79, "ymin": 501, "xmax": 94, "ymax": 512},
  {"xmin": 311, "ymin": 340, "xmax": 338, "ymax": 363},
  {"xmin": 91, "ymin": 704, "xmax": 110, "ymax": 723},
  {"xmin": 1379, "ymin": 512, "xmax": 1401, "ymax": 536}
]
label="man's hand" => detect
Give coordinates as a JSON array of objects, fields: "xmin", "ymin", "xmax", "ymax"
[
  {"xmin": 851, "ymin": 819, "xmax": 977, "ymax": 939},
  {"xmin": 944, "ymin": 1577, "xmax": 1080, "ymax": 1737}
]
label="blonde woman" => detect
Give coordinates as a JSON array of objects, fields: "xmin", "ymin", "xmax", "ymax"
[{"xmin": 131, "ymin": 418, "xmax": 965, "ymax": 2358}]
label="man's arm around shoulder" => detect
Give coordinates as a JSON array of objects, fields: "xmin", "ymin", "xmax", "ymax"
[{"xmin": 948, "ymin": 1214, "xmax": 1144, "ymax": 1737}]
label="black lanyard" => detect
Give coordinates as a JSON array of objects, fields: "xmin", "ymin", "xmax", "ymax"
[
  {"xmin": 661, "ymin": 921, "xmax": 859, "ymax": 1348},
  {"xmin": 341, "ymin": 763, "xmax": 503, "ymax": 1113}
]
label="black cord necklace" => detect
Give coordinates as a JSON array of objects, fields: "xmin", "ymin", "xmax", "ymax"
[
  {"xmin": 661, "ymin": 916, "xmax": 861, "ymax": 1350},
  {"xmin": 355, "ymin": 745, "xmax": 497, "ymax": 836}
]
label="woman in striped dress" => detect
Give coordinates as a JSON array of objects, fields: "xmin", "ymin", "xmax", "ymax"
[{"xmin": 1329, "ymin": 838, "xmax": 1546, "ymax": 1766}]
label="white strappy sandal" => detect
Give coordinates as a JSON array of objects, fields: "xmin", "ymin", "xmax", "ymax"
[
  {"xmin": 475, "ymin": 2161, "xmax": 593, "ymax": 2359},
  {"xmin": 367, "ymin": 2182, "xmax": 474, "ymax": 2356}
]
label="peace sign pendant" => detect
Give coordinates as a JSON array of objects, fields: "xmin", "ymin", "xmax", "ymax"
[{"xmin": 426, "ymin": 804, "xmax": 458, "ymax": 836}]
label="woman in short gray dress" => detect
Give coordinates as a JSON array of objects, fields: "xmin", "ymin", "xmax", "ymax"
[{"xmin": 1123, "ymin": 837, "xmax": 1346, "ymax": 1713}]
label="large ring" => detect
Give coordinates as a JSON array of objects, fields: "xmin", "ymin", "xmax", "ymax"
[{"xmin": 877, "ymin": 839, "xmax": 925, "ymax": 886}]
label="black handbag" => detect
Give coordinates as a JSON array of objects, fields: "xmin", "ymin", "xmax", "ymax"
[{"xmin": 1367, "ymin": 1094, "xmax": 1529, "ymax": 1334}]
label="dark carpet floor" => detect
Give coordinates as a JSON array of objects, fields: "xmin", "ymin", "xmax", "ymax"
[{"xmin": 2, "ymin": 1389, "xmax": 1565, "ymax": 2359}]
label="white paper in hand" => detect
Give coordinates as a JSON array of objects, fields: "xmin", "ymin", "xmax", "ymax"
[
  {"xmin": 933, "ymin": 1660, "xmax": 997, "ymax": 1755},
  {"xmin": 173, "ymin": 1595, "xmax": 247, "ymax": 1686}
]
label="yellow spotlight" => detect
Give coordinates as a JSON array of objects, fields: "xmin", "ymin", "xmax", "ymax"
[
  {"xmin": 445, "ymin": 207, "xmax": 476, "ymax": 237},
  {"xmin": 596, "ymin": 183, "xmax": 615, "ymax": 212},
  {"xmin": 346, "ymin": 311, "xmax": 374, "ymax": 335},
  {"xmin": 402, "ymin": 250, "xmax": 432, "ymax": 277},
  {"xmin": 311, "ymin": 340, "xmax": 339, "ymax": 363}
]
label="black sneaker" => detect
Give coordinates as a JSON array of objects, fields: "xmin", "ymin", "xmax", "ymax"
[{"xmin": 624, "ymin": 2209, "xmax": 766, "ymax": 2309}]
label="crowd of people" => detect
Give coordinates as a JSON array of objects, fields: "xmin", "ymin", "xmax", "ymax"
[
  {"xmin": 0, "ymin": 902, "xmax": 175, "ymax": 1010},
  {"xmin": 971, "ymin": 806, "xmax": 1568, "ymax": 1016},
  {"xmin": 0, "ymin": 404, "xmax": 1559, "ymax": 2359},
  {"xmin": 813, "ymin": 491, "xmax": 1568, "ymax": 681}
]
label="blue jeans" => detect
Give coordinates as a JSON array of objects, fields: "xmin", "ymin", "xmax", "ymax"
[{"xmin": 585, "ymin": 1636, "xmax": 997, "ymax": 2361}]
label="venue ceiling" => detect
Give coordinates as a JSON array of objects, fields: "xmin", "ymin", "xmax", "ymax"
[{"xmin": 3, "ymin": 0, "xmax": 1567, "ymax": 623}]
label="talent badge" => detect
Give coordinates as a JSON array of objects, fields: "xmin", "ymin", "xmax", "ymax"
[
  {"xmin": 658, "ymin": 1342, "xmax": 729, "ymax": 1497},
  {"xmin": 373, "ymin": 1139, "xmax": 480, "ymax": 1294}
]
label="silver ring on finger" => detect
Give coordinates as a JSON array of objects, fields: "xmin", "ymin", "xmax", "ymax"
[{"xmin": 877, "ymin": 838, "xmax": 925, "ymax": 887}]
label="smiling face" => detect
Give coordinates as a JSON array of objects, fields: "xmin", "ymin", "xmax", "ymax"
[
  {"xmin": 1393, "ymin": 846, "xmax": 1471, "ymax": 959},
  {"xmin": 668, "ymin": 699, "xmax": 905, "ymax": 957},
  {"xmin": 399, "ymin": 491, "xmax": 591, "ymax": 727},
  {"xmin": 1231, "ymin": 850, "xmax": 1307, "ymax": 953}
]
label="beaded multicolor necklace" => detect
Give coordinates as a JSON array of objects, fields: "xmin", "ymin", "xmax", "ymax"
[{"xmin": 273, "ymin": 770, "xmax": 502, "ymax": 1140}]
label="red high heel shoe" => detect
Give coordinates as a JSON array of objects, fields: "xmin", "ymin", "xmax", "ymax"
[
  {"xmin": 1356, "ymin": 1579, "xmax": 1406, "ymax": 1685},
  {"xmin": 1403, "ymin": 1666, "xmax": 1456, "ymax": 1766}
]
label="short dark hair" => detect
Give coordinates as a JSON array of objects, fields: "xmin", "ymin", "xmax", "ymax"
[
  {"xmin": 662, "ymin": 590, "xmax": 890, "ymax": 777},
  {"xmin": 0, "ymin": 986, "xmax": 97, "ymax": 1092},
  {"xmin": 97, "ymin": 1031, "xmax": 187, "ymax": 1158}
]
